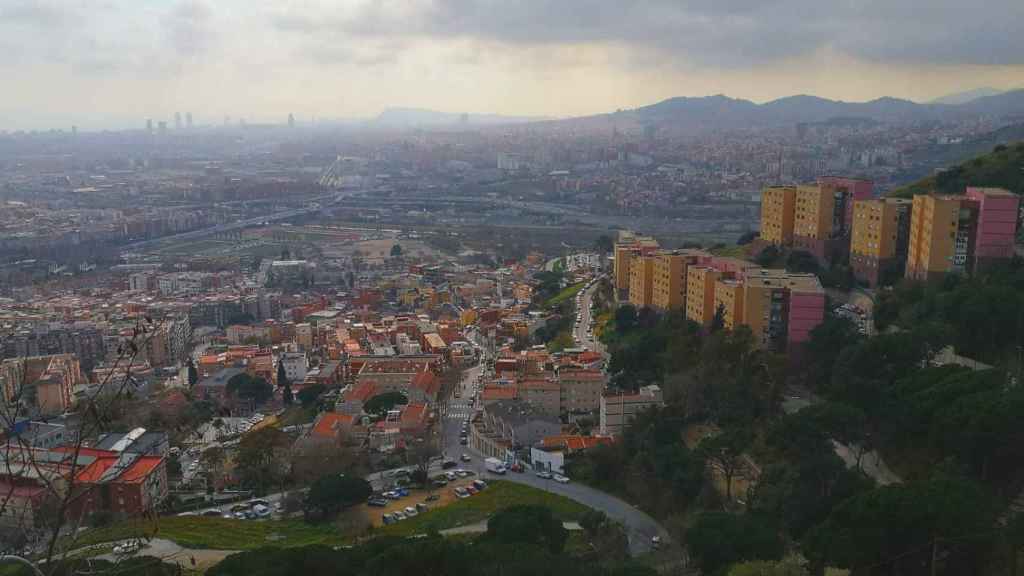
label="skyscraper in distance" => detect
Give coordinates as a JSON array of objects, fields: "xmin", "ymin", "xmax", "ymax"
[
  {"xmin": 174, "ymin": 112, "xmax": 182, "ymax": 130},
  {"xmin": 146, "ymin": 119, "xmax": 153, "ymax": 134},
  {"xmin": 288, "ymin": 113, "xmax": 295, "ymax": 128},
  {"xmin": 186, "ymin": 112, "xmax": 193, "ymax": 129}
]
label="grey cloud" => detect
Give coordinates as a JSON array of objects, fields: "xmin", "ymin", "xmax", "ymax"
[
  {"xmin": 272, "ymin": 0, "xmax": 1024, "ymax": 68},
  {"xmin": 163, "ymin": 0, "xmax": 215, "ymax": 58}
]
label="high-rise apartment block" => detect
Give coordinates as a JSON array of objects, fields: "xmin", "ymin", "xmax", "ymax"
[
  {"xmin": 627, "ymin": 255, "xmax": 655, "ymax": 308},
  {"xmin": 905, "ymin": 188, "xmax": 1020, "ymax": 281},
  {"xmin": 763, "ymin": 177, "xmax": 873, "ymax": 263},
  {"xmin": 650, "ymin": 249, "xmax": 708, "ymax": 312},
  {"xmin": 612, "ymin": 231, "xmax": 659, "ymax": 301},
  {"xmin": 850, "ymin": 198, "xmax": 912, "ymax": 286},
  {"xmin": 966, "ymin": 187, "xmax": 1021, "ymax": 269},
  {"xmin": 906, "ymin": 195, "xmax": 977, "ymax": 281},
  {"xmin": 760, "ymin": 186, "xmax": 797, "ymax": 245}
]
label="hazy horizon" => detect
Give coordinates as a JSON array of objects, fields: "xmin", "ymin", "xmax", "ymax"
[{"xmin": 3, "ymin": 0, "xmax": 1023, "ymax": 131}]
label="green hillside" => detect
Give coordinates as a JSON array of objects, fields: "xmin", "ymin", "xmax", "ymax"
[{"xmin": 888, "ymin": 140, "xmax": 1024, "ymax": 198}]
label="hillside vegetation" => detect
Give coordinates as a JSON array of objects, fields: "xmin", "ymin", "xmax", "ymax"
[{"xmin": 889, "ymin": 140, "xmax": 1024, "ymax": 197}]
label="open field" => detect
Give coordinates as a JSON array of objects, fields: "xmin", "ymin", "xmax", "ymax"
[
  {"xmin": 545, "ymin": 282, "xmax": 585, "ymax": 308},
  {"xmin": 70, "ymin": 516, "xmax": 346, "ymax": 551},
  {"xmin": 375, "ymin": 479, "xmax": 589, "ymax": 537}
]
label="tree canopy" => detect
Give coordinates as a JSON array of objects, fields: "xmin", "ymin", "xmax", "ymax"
[
  {"xmin": 304, "ymin": 473, "xmax": 373, "ymax": 521},
  {"xmin": 227, "ymin": 373, "xmax": 274, "ymax": 405}
]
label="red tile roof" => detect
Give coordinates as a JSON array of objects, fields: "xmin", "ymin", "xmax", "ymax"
[
  {"xmin": 311, "ymin": 412, "xmax": 355, "ymax": 439},
  {"xmin": 411, "ymin": 371, "xmax": 440, "ymax": 397},
  {"xmin": 118, "ymin": 456, "xmax": 164, "ymax": 483},
  {"xmin": 345, "ymin": 381, "xmax": 378, "ymax": 402},
  {"xmin": 400, "ymin": 403, "xmax": 427, "ymax": 425}
]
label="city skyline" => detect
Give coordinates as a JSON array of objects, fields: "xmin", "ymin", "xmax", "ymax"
[{"xmin": 2, "ymin": 0, "xmax": 1024, "ymax": 130}]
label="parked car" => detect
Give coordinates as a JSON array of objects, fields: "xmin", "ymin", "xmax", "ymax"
[
  {"xmin": 404, "ymin": 506, "xmax": 418, "ymax": 517},
  {"xmin": 552, "ymin": 474, "xmax": 570, "ymax": 484},
  {"xmin": 465, "ymin": 485, "xmax": 478, "ymax": 495},
  {"xmin": 393, "ymin": 511, "xmax": 407, "ymax": 520},
  {"xmin": 253, "ymin": 504, "xmax": 271, "ymax": 518},
  {"xmin": 453, "ymin": 487, "xmax": 469, "ymax": 499},
  {"xmin": 382, "ymin": 513, "xmax": 395, "ymax": 525},
  {"xmin": 425, "ymin": 494, "xmax": 441, "ymax": 502},
  {"xmin": 460, "ymin": 453, "xmax": 472, "ymax": 462},
  {"xmin": 472, "ymin": 479, "xmax": 487, "ymax": 490},
  {"xmin": 535, "ymin": 470, "xmax": 553, "ymax": 480},
  {"xmin": 368, "ymin": 497, "xmax": 389, "ymax": 507},
  {"xmin": 442, "ymin": 460, "xmax": 458, "ymax": 469},
  {"xmin": 416, "ymin": 502, "xmax": 429, "ymax": 512},
  {"xmin": 432, "ymin": 479, "xmax": 448, "ymax": 488}
]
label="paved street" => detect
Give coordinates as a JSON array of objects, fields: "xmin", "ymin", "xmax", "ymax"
[
  {"xmin": 437, "ymin": 359, "xmax": 669, "ymax": 556},
  {"xmin": 573, "ymin": 276, "xmax": 606, "ymax": 354}
]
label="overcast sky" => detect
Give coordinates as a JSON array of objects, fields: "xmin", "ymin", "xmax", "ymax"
[{"xmin": 2, "ymin": 0, "xmax": 1023, "ymax": 130}]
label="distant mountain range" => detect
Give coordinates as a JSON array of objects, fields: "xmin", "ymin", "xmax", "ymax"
[
  {"xmin": 611, "ymin": 90, "xmax": 1024, "ymax": 133},
  {"xmin": 374, "ymin": 107, "xmax": 550, "ymax": 127},
  {"xmin": 374, "ymin": 89, "xmax": 1024, "ymax": 131},
  {"xmin": 930, "ymin": 87, "xmax": 1006, "ymax": 105}
]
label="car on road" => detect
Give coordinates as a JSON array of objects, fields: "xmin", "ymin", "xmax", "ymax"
[
  {"xmin": 552, "ymin": 474, "xmax": 570, "ymax": 484},
  {"xmin": 651, "ymin": 536, "xmax": 661, "ymax": 549},
  {"xmin": 459, "ymin": 438, "xmax": 468, "ymax": 445},
  {"xmin": 460, "ymin": 453, "xmax": 472, "ymax": 462},
  {"xmin": 445, "ymin": 471, "xmax": 458, "ymax": 481},
  {"xmin": 535, "ymin": 470, "xmax": 553, "ymax": 480},
  {"xmin": 442, "ymin": 459, "xmax": 458, "ymax": 469}
]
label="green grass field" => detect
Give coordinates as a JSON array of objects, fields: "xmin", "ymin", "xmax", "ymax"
[
  {"xmin": 70, "ymin": 481, "xmax": 589, "ymax": 553},
  {"xmin": 375, "ymin": 480, "xmax": 589, "ymax": 537},
  {"xmin": 545, "ymin": 282, "xmax": 585, "ymax": 309},
  {"xmin": 71, "ymin": 516, "xmax": 345, "ymax": 551}
]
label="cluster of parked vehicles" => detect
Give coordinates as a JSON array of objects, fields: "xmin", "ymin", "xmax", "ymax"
[
  {"xmin": 452, "ymin": 479, "xmax": 488, "ymax": 499},
  {"xmin": 534, "ymin": 470, "xmax": 571, "ymax": 484},
  {"xmin": 574, "ymin": 278, "xmax": 600, "ymax": 343},
  {"xmin": 381, "ymin": 502, "xmax": 430, "ymax": 524},
  {"xmin": 186, "ymin": 498, "xmax": 279, "ymax": 520}
]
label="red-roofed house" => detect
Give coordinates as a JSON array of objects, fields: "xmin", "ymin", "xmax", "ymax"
[
  {"xmin": 481, "ymin": 385, "xmax": 518, "ymax": 406},
  {"xmin": 309, "ymin": 412, "xmax": 358, "ymax": 445},
  {"xmin": 409, "ymin": 371, "xmax": 440, "ymax": 404},
  {"xmin": 336, "ymin": 381, "xmax": 377, "ymax": 415},
  {"xmin": 399, "ymin": 403, "xmax": 428, "ymax": 437}
]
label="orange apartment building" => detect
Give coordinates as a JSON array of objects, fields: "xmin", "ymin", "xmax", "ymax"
[
  {"xmin": 760, "ymin": 186, "xmax": 797, "ymax": 245},
  {"xmin": 685, "ymin": 266, "xmax": 724, "ymax": 326},
  {"xmin": 650, "ymin": 249, "xmax": 710, "ymax": 312},
  {"xmin": 850, "ymin": 198, "xmax": 912, "ymax": 286},
  {"xmin": 627, "ymin": 254, "xmax": 656, "ymax": 308},
  {"xmin": 613, "ymin": 232, "xmax": 659, "ymax": 301},
  {"xmin": 738, "ymin": 269, "xmax": 825, "ymax": 350},
  {"xmin": 713, "ymin": 278, "xmax": 745, "ymax": 330},
  {"xmin": 905, "ymin": 195, "xmax": 976, "ymax": 281}
]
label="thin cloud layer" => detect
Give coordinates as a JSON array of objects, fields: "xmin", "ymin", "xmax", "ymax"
[{"xmin": 1, "ymin": 0, "xmax": 1022, "ymax": 129}]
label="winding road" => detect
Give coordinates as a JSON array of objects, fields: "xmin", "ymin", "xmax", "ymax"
[{"xmin": 438, "ymin": 361, "xmax": 669, "ymax": 555}]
